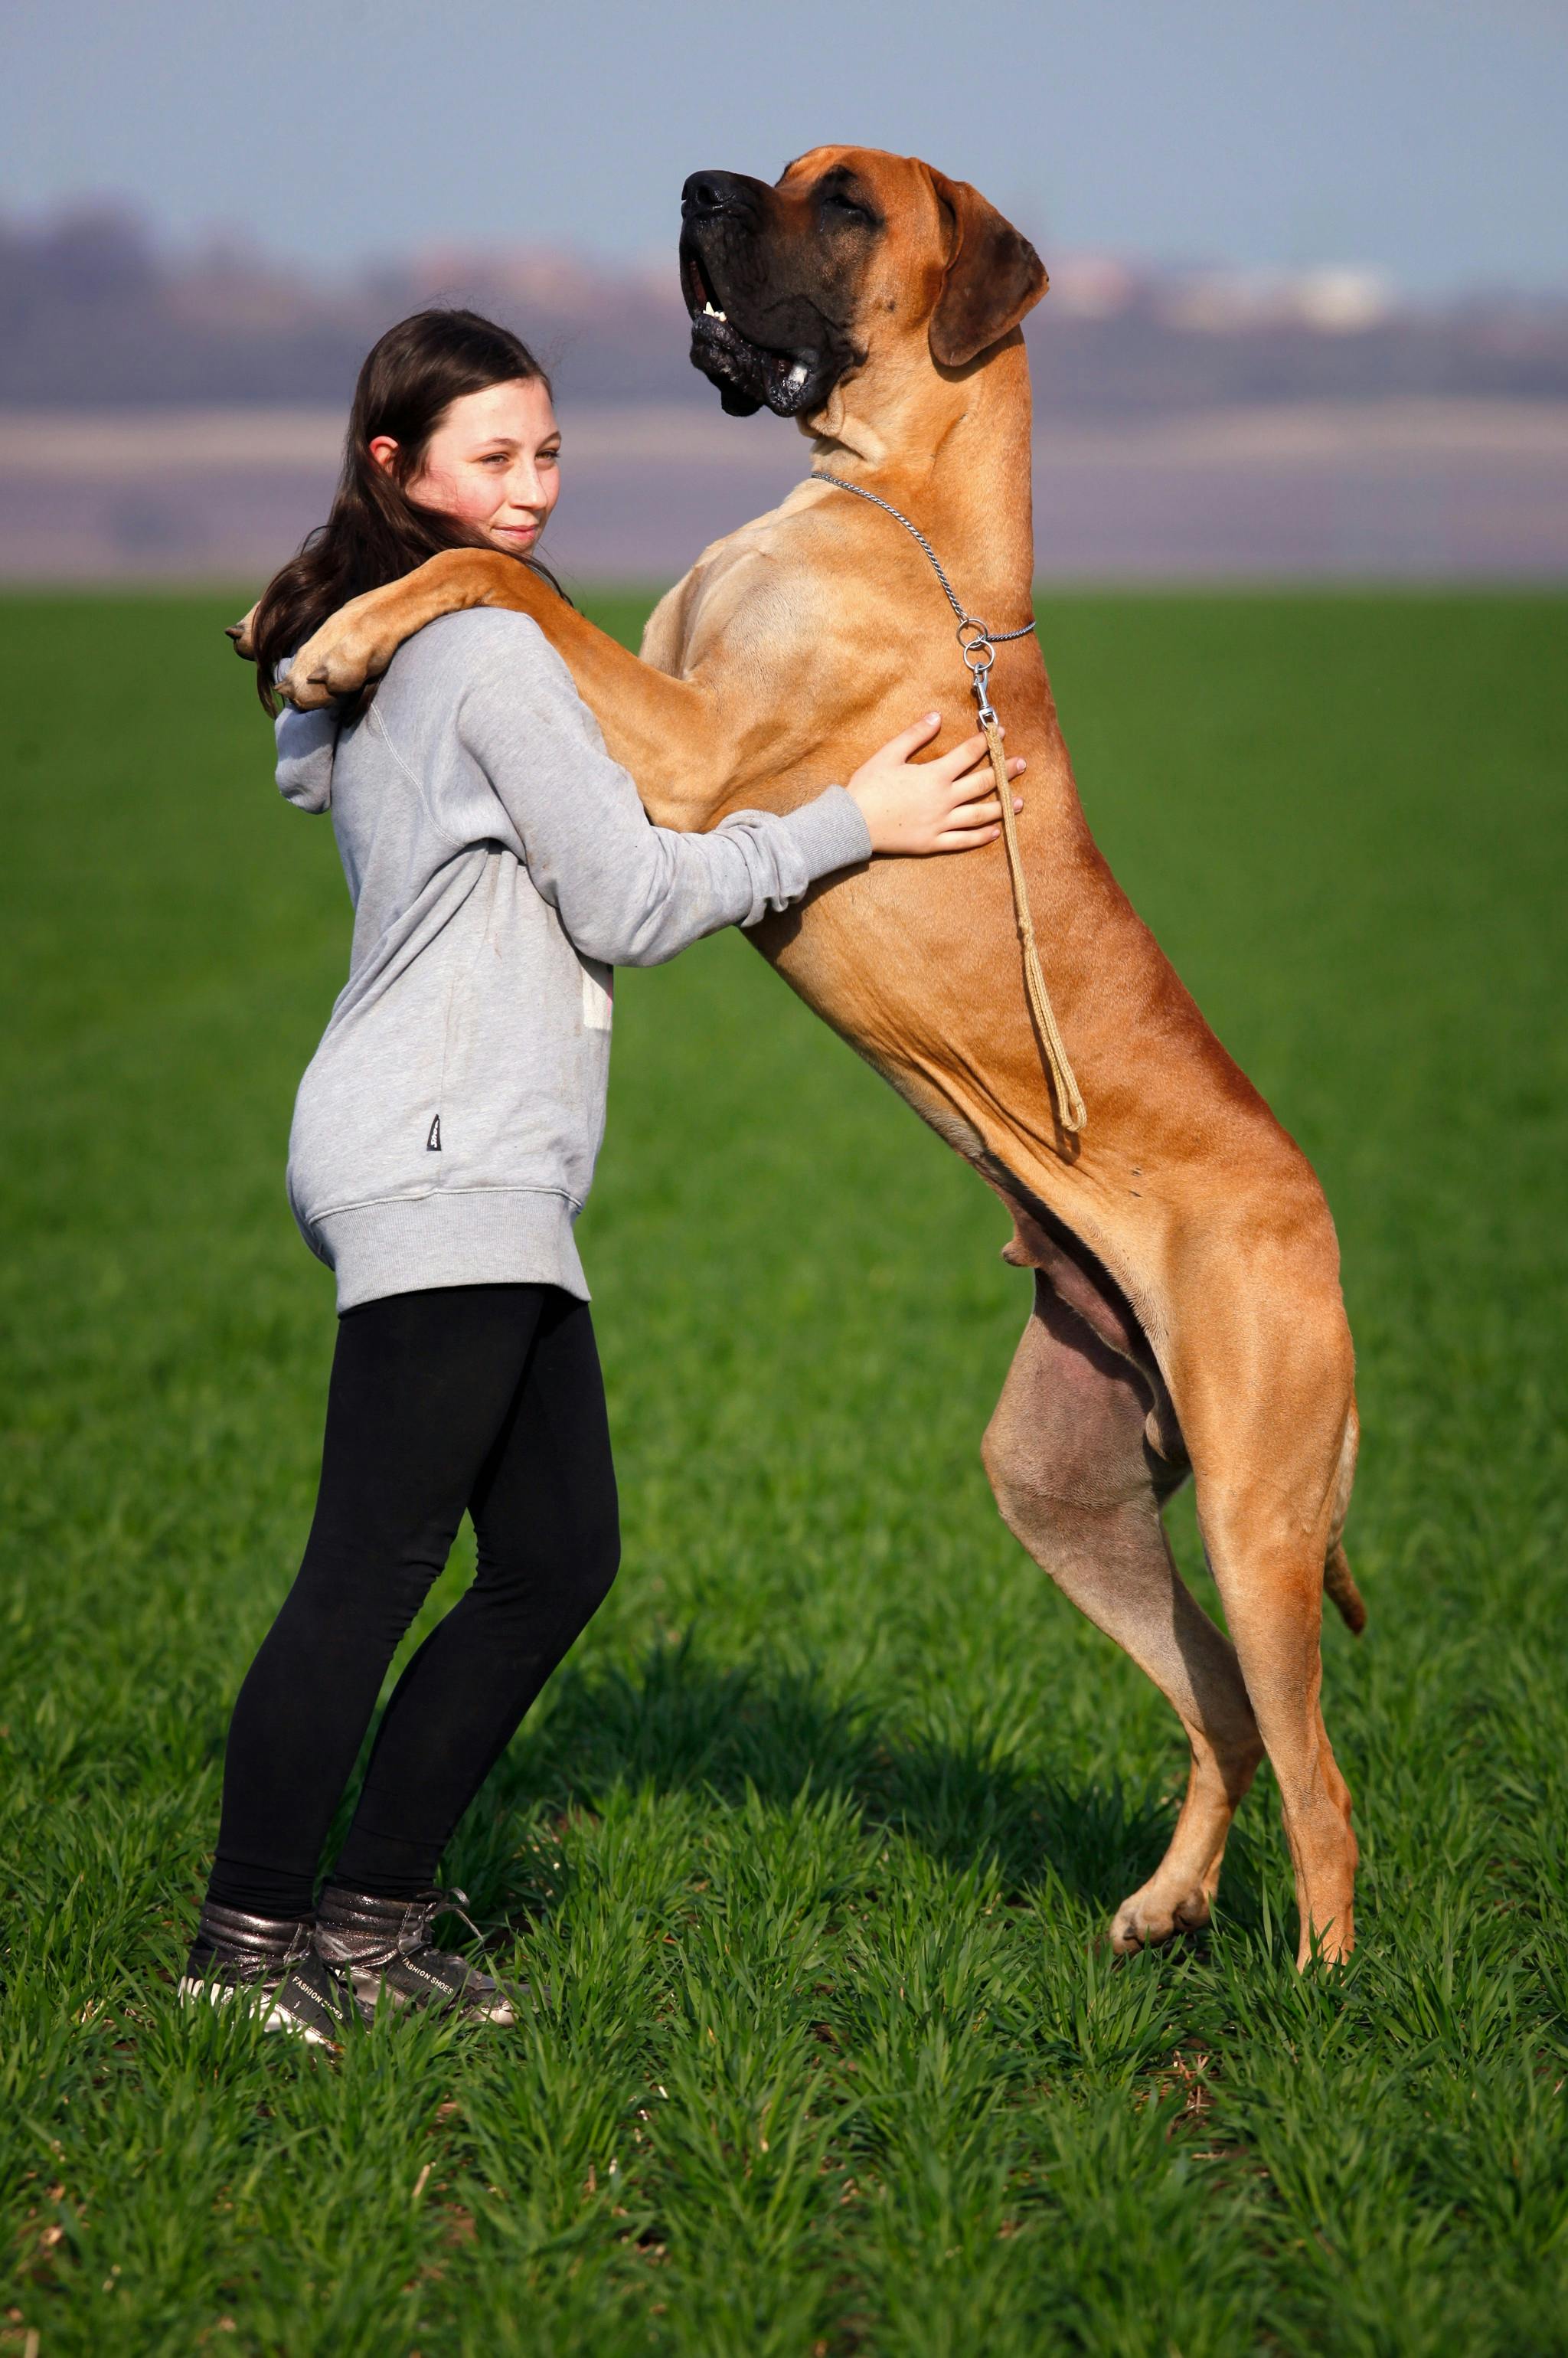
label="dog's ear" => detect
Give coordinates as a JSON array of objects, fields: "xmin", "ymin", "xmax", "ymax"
[{"xmin": 927, "ymin": 169, "xmax": 1047, "ymax": 368}]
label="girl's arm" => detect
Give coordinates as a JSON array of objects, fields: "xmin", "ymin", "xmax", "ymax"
[{"xmin": 456, "ymin": 615, "xmax": 1018, "ymax": 970}]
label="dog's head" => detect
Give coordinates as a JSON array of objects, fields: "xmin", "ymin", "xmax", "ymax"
[{"xmin": 679, "ymin": 146, "xmax": 1047, "ymax": 421}]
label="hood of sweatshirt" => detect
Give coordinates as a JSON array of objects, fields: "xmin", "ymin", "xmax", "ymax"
[{"xmin": 276, "ymin": 703, "xmax": 339, "ymax": 813}]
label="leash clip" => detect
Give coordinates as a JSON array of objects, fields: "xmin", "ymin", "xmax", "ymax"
[{"xmin": 957, "ymin": 617, "xmax": 998, "ymax": 728}]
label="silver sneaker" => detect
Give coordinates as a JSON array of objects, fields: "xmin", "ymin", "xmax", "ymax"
[
  {"xmin": 179, "ymin": 1902, "xmax": 348, "ymax": 2046},
  {"xmin": 314, "ymin": 1885, "xmax": 529, "ymax": 2025}
]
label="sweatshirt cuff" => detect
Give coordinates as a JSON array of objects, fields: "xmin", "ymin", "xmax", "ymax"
[{"xmin": 773, "ymin": 783, "xmax": 874, "ymax": 881}]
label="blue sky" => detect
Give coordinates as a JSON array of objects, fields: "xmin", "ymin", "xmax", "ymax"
[{"xmin": 5, "ymin": 0, "xmax": 1566, "ymax": 293}]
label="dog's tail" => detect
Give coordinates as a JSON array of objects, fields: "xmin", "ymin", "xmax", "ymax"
[
  {"xmin": 1321, "ymin": 1396, "xmax": 1365, "ymax": 1634},
  {"xmin": 1325, "ymin": 1539, "xmax": 1367, "ymax": 1636}
]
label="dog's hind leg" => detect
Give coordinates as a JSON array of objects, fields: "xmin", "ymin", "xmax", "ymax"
[
  {"xmin": 982, "ymin": 1275, "xmax": 1263, "ymax": 1951},
  {"xmin": 1184, "ymin": 1454, "xmax": 1358, "ymax": 1962},
  {"xmin": 1172, "ymin": 1244, "xmax": 1361, "ymax": 1967}
]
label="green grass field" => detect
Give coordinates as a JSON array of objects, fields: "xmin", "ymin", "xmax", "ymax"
[{"xmin": 3, "ymin": 588, "xmax": 1566, "ymax": 2357}]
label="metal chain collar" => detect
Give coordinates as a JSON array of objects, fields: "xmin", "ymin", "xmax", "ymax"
[
  {"xmin": 809, "ymin": 467, "xmax": 1086, "ymax": 1133},
  {"xmin": 810, "ymin": 469, "xmax": 1036, "ymax": 724}
]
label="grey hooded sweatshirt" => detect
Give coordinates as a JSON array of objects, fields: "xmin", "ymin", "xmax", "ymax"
[{"xmin": 275, "ymin": 608, "xmax": 872, "ymax": 1311}]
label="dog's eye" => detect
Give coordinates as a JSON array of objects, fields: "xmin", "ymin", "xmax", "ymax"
[{"xmin": 822, "ymin": 188, "xmax": 876, "ymax": 227}]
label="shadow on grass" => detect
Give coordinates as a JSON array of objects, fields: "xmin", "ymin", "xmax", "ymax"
[{"xmin": 468, "ymin": 1639, "xmax": 1259, "ymax": 1930}]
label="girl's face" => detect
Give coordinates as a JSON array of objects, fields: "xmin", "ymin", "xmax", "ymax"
[{"xmin": 371, "ymin": 377, "xmax": 561, "ymax": 555}]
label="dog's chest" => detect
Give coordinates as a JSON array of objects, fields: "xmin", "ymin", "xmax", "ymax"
[{"xmin": 639, "ymin": 519, "xmax": 799, "ymax": 681}]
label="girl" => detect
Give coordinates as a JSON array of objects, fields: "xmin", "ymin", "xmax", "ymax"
[{"xmin": 185, "ymin": 309, "xmax": 1023, "ymax": 2042}]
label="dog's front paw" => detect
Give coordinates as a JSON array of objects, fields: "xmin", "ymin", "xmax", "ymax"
[
  {"xmin": 225, "ymin": 602, "xmax": 259, "ymax": 661},
  {"xmin": 282, "ymin": 603, "xmax": 392, "ymax": 708}
]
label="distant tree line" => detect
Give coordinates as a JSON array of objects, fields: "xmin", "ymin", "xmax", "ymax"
[{"xmin": 4, "ymin": 206, "xmax": 1566, "ymax": 415}]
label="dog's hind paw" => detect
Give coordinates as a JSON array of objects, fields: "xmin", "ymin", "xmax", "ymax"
[{"xmin": 1110, "ymin": 1881, "xmax": 1212, "ymax": 1956}]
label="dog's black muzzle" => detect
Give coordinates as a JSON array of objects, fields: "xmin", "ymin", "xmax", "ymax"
[
  {"xmin": 678, "ymin": 167, "xmax": 857, "ymax": 420},
  {"xmin": 681, "ymin": 170, "xmax": 765, "ymax": 230}
]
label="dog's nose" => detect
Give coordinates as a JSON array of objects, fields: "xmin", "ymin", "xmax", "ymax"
[{"xmin": 681, "ymin": 171, "xmax": 758, "ymax": 223}]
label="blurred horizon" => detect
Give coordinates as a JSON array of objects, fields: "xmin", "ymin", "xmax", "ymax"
[
  {"xmin": 12, "ymin": 187, "xmax": 1568, "ymax": 316},
  {"xmin": 4, "ymin": 200, "xmax": 1567, "ymax": 584},
  {"xmin": 5, "ymin": 1, "xmax": 1566, "ymax": 582}
]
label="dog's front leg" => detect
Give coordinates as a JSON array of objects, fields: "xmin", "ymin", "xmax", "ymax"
[
  {"xmin": 273, "ymin": 549, "xmax": 556, "ymax": 708},
  {"xmin": 263, "ymin": 549, "xmax": 756, "ymax": 832}
]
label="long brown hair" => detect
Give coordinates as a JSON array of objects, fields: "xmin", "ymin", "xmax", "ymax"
[{"xmin": 249, "ymin": 308, "xmax": 564, "ymax": 711}]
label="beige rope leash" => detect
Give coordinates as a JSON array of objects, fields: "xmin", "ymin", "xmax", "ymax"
[
  {"xmin": 812, "ymin": 470, "xmax": 1086, "ymax": 1133},
  {"xmin": 978, "ymin": 707, "xmax": 1086, "ymax": 1132}
]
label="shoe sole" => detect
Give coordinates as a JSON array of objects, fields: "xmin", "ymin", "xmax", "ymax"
[
  {"xmin": 177, "ymin": 1974, "xmax": 336, "ymax": 2046},
  {"xmin": 344, "ymin": 1967, "xmax": 517, "ymax": 2026}
]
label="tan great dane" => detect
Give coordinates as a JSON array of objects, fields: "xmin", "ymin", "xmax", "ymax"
[{"xmin": 265, "ymin": 147, "xmax": 1363, "ymax": 1967}]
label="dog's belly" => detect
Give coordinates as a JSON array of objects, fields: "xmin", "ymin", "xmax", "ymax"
[{"xmin": 753, "ymin": 845, "xmax": 1024, "ymax": 1118}]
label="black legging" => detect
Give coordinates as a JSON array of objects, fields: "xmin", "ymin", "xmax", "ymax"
[{"xmin": 207, "ymin": 1282, "xmax": 619, "ymax": 1918}]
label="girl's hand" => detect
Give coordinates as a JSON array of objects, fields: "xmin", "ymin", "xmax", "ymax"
[{"xmin": 847, "ymin": 711, "xmax": 1025, "ymax": 856}]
